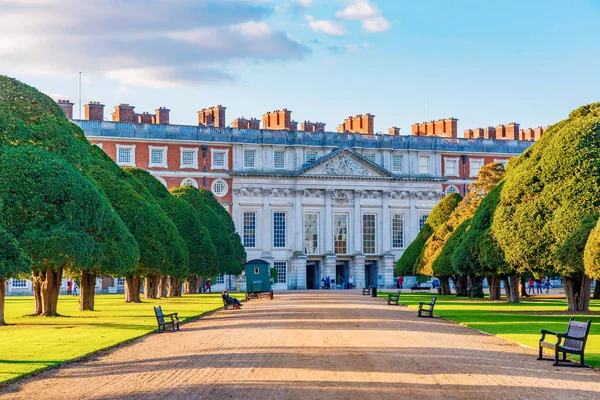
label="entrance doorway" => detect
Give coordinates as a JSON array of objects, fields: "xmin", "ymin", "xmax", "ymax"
[
  {"xmin": 336, "ymin": 261, "xmax": 349, "ymax": 289},
  {"xmin": 306, "ymin": 261, "xmax": 320, "ymax": 289},
  {"xmin": 365, "ymin": 261, "xmax": 377, "ymax": 288}
]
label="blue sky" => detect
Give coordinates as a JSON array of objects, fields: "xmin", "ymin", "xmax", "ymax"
[{"xmin": 1, "ymin": 0, "xmax": 599, "ymax": 134}]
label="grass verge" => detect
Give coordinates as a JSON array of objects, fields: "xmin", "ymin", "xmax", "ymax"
[
  {"xmin": 0, "ymin": 293, "xmax": 243, "ymax": 384},
  {"xmin": 379, "ymin": 291, "xmax": 600, "ymax": 367}
]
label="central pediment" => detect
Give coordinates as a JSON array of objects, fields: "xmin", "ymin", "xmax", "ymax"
[{"xmin": 300, "ymin": 148, "xmax": 392, "ymax": 178}]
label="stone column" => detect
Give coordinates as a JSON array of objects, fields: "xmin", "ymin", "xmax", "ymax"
[
  {"xmin": 262, "ymin": 191, "xmax": 272, "ymax": 251},
  {"xmin": 323, "ymin": 254, "xmax": 337, "ymax": 287},
  {"xmin": 381, "ymin": 252, "xmax": 395, "ymax": 289},
  {"xmin": 353, "ymin": 190, "xmax": 363, "ymax": 253},
  {"xmin": 324, "ymin": 190, "xmax": 333, "ymax": 253},
  {"xmin": 381, "ymin": 191, "xmax": 391, "ymax": 253},
  {"xmin": 294, "ymin": 189, "xmax": 304, "ymax": 252},
  {"xmin": 292, "ymin": 254, "xmax": 308, "ymax": 290},
  {"xmin": 353, "ymin": 254, "xmax": 366, "ymax": 289}
]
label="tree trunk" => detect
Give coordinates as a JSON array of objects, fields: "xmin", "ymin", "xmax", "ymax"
[
  {"xmin": 125, "ymin": 275, "xmax": 141, "ymax": 303},
  {"xmin": 158, "ymin": 276, "xmax": 168, "ymax": 298},
  {"xmin": 593, "ymin": 280, "xmax": 600, "ymax": 299},
  {"xmin": 173, "ymin": 278, "xmax": 183, "ymax": 297},
  {"xmin": 0, "ymin": 278, "xmax": 6, "ymax": 326},
  {"xmin": 439, "ymin": 276, "xmax": 451, "ymax": 295},
  {"xmin": 563, "ymin": 273, "xmax": 591, "ymax": 312},
  {"xmin": 455, "ymin": 275, "xmax": 469, "ymax": 297},
  {"xmin": 520, "ymin": 276, "xmax": 529, "ymax": 298},
  {"xmin": 184, "ymin": 277, "xmax": 201, "ymax": 295},
  {"xmin": 487, "ymin": 275, "xmax": 502, "ymax": 301},
  {"xmin": 79, "ymin": 270, "xmax": 96, "ymax": 311},
  {"xmin": 507, "ymin": 273, "xmax": 520, "ymax": 303},
  {"xmin": 35, "ymin": 267, "xmax": 63, "ymax": 316},
  {"xmin": 144, "ymin": 274, "xmax": 159, "ymax": 299},
  {"xmin": 468, "ymin": 275, "xmax": 484, "ymax": 298},
  {"xmin": 31, "ymin": 271, "xmax": 43, "ymax": 315}
]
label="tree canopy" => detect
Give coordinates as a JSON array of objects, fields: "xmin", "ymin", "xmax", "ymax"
[
  {"xmin": 127, "ymin": 169, "xmax": 217, "ymax": 279},
  {"xmin": 394, "ymin": 192, "xmax": 462, "ymax": 276}
]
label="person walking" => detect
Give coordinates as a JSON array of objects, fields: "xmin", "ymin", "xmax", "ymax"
[
  {"xmin": 399, "ymin": 276, "xmax": 404, "ymax": 289},
  {"xmin": 67, "ymin": 279, "xmax": 73, "ymax": 296},
  {"xmin": 321, "ymin": 277, "xmax": 326, "ymax": 289},
  {"xmin": 326, "ymin": 276, "xmax": 331, "ymax": 290},
  {"xmin": 205, "ymin": 278, "xmax": 211, "ymax": 294},
  {"xmin": 536, "ymin": 279, "xmax": 543, "ymax": 294},
  {"xmin": 72, "ymin": 281, "xmax": 78, "ymax": 296},
  {"xmin": 544, "ymin": 279, "xmax": 552, "ymax": 294},
  {"xmin": 528, "ymin": 278, "xmax": 535, "ymax": 294},
  {"xmin": 348, "ymin": 276, "xmax": 354, "ymax": 289}
]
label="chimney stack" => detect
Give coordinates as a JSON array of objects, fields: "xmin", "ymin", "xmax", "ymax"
[
  {"xmin": 137, "ymin": 112, "xmax": 153, "ymax": 124},
  {"xmin": 57, "ymin": 99, "xmax": 74, "ymax": 120},
  {"xmin": 154, "ymin": 107, "xmax": 170, "ymax": 125},
  {"xmin": 262, "ymin": 109, "xmax": 293, "ymax": 130},
  {"xmin": 84, "ymin": 101, "xmax": 105, "ymax": 121},
  {"xmin": 198, "ymin": 105, "xmax": 226, "ymax": 127},
  {"xmin": 112, "ymin": 104, "xmax": 135, "ymax": 123},
  {"xmin": 336, "ymin": 113, "xmax": 375, "ymax": 134},
  {"xmin": 388, "ymin": 126, "xmax": 400, "ymax": 136}
]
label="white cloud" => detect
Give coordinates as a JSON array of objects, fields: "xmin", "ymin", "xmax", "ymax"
[
  {"xmin": 298, "ymin": 0, "xmax": 314, "ymax": 7},
  {"xmin": 335, "ymin": 1, "xmax": 390, "ymax": 33},
  {"xmin": 306, "ymin": 15, "xmax": 345, "ymax": 36},
  {"xmin": 0, "ymin": 0, "xmax": 309, "ymax": 87}
]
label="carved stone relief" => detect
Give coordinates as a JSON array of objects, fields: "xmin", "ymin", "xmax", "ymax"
[{"xmin": 303, "ymin": 153, "xmax": 381, "ymax": 177}]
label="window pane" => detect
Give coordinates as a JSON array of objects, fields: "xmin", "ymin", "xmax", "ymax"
[
  {"xmin": 392, "ymin": 214, "xmax": 404, "ymax": 248},
  {"xmin": 364, "ymin": 154, "xmax": 375, "ymax": 162},
  {"xmin": 213, "ymin": 152, "xmax": 225, "ymax": 168},
  {"xmin": 419, "ymin": 214, "xmax": 429, "ymax": 231},
  {"xmin": 304, "ymin": 213, "xmax": 319, "ymax": 254},
  {"xmin": 243, "ymin": 212, "xmax": 256, "ymax": 247},
  {"xmin": 11, "ymin": 279, "xmax": 27, "ymax": 288},
  {"xmin": 273, "ymin": 212, "xmax": 286, "ymax": 248},
  {"xmin": 306, "ymin": 152, "xmax": 317, "ymax": 163},
  {"xmin": 334, "ymin": 214, "xmax": 348, "ymax": 254},
  {"xmin": 392, "ymin": 155, "xmax": 403, "ymax": 172},
  {"xmin": 446, "ymin": 186, "xmax": 458, "ymax": 195},
  {"xmin": 244, "ymin": 150, "xmax": 256, "ymax": 168},
  {"xmin": 274, "ymin": 261, "xmax": 287, "ymax": 284},
  {"xmin": 362, "ymin": 214, "xmax": 376, "ymax": 254},
  {"xmin": 216, "ymin": 274, "xmax": 225, "ymax": 284},
  {"xmin": 418, "ymin": 156, "xmax": 429, "ymax": 174},
  {"xmin": 470, "ymin": 160, "xmax": 483, "ymax": 177},
  {"xmin": 446, "ymin": 159, "xmax": 457, "ymax": 176},
  {"xmin": 150, "ymin": 149, "xmax": 163, "ymax": 165},
  {"xmin": 182, "ymin": 150, "xmax": 195, "ymax": 166},
  {"xmin": 118, "ymin": 148, "xmax": 131, "ymax": 164},
  {"xmin": 273, "ymin": 151, "xmax": 285, "ymax": 169}
]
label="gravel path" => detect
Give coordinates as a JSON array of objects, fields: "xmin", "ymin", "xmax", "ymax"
[{"xmin": 2, "ymin": 291, "xmax": 600, "ymax": 399}]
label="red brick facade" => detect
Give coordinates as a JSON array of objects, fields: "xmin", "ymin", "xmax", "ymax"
[{"xmin": 441, "ymin": 154, "xmax": 511, "ymax": 196}]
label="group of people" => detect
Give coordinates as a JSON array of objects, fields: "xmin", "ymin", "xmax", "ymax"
[
  {"xmin": 320, "ymin": 275, "xmax": 355, "ymax": 289},
  {"xmin": 528, "ymin": 278, "xmax": 552, "ymax": 294},
  {"xmin": 66, "ymin": 279, "xmax": 78, "ymax": 296}
]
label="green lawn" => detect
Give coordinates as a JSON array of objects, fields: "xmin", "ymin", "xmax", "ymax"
[
  {"xmin": 0, "ymin": 293, "xmax": 243, "ymax": 384},
  {"xmin": 379, "ymin": 291, "xmax": 600, "ymax": 367}
]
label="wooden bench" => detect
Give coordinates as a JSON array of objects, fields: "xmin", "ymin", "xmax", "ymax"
[
  {"xmin": 387, "ymin": 290, "xmax": 401, "ymax": 305},
  {"xmin": 153, "ymin": 306, "xmax": 179, "ymax": 333},
  {"xmin": 362, "ymin": 287, "xmax": 371, "ymax": 295},
  {"xmin": 411, "ymin": 285, "xmax": 431, "ymax": 292},
  {"xmin": 538, "ymin": 318, "xmax": 592, "ymax": 367},
  {"xmin": 222, "ymin": 294, "xmax": 240, "ymax": 310},
  {"xmin": 417, "ymin": 297, "xmax": 436, "ymax": 317}
]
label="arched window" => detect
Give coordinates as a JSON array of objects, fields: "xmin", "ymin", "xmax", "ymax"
[
  {"xmin": 211, "ymin": 179, "xmax": 228, "ymax": 198},
  {"xmin": 445, "ymin": 185, "xmax": 459, "ymax": 196},
  {"xmin": 181, "ymin": 177, "xmax": 198, "ymax": 188},
  {"xmin": 155, "ymin": 176, "xmax": 168, "ymax": 188}
]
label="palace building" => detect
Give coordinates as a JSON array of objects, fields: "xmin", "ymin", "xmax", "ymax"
[{"xmin": 6, "ymin": 100, "xmax": 538, "ymax": 294}]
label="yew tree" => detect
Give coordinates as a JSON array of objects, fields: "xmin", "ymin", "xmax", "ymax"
[
  {"xmin": 493, "ymin": 103, "xmax": 600, "ymax": 311},
  {"xmin": 394, "ymin": 192, "xmax": 462, "ymax": 291},
  {"xmin": 127, "ymin": 170, "xmax": 217, "ymax": 295},
  {"xmin": 0, "ymin": 146, "xmax": 135, "ymax": 315},
  {"xmin": 88, "ymin": 148, "xmax": 187, "ymax": 301}
]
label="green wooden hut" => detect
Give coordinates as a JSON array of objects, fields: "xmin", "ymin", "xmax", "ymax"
[{"xmin": 245, "ymin": 259, "xmax": 271, "ymax": 293}]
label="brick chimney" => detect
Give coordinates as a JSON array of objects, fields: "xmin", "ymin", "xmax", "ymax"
[
  {"xmin": 483, "ymin": 126, "xmax": 496, "ymax": 139},
  {"xmin": 84, "ymin": 101, "xmax": 105, "ymax": 121},
  {"xmin": 533, "ymin": 126, "xmax": 546, "ymax": 141},
  {"xmin": 336, "ymin": 114, "xmax": 374, "ymax": 134},
  {"xmin": 249, "ymin": 118, "xmax": 260, "ymax": 130},
  {"xmin": 444, "ymin": 118, "xmax": 458, "ymax": 138},
  {"xmin": 314, "ymin": 122, "xmax": 325, "ymax": 132},
  {"xmin": 300, "ymin": 121, "xmax": 315, "ymax": 132},
  {"xmin": 388, "ymin": 126, "xmax": 400, "ymax": 136},
  {"xmin": 231, "ymin": 117, "xmax": 248, "ymax": 129},
  {"xmin": 112, "ymin": 104, "xmax": 135, "ymax": 123},
  {"xmin": 57, "ymin": 100, "xmax": 74, "ymax": 120},
  {"xmin": 137, "ymin": 112, "xmax": 153, "ymax": 124},
  {"xmin": 154, "ymin": 107, "xmax": 170, "ymax": 125},
  {"xmin": 262, "ymin": 109, "xmax": 293, "ymax": 130},
  {"xmin": 198, "ymin": 105, "xmax": 226, "ymax": 127},
  {"xmin": 495, "ymin": 123, "xmax": 519, "ymax": 140}
]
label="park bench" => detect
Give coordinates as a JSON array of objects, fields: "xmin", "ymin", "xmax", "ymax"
[
  {"xmin": 362, "ymin": 287, "xmax": 371, "ymax": 295},
  {"xmin": 222, "ymin": 294, "xmax": 240, "ymax": 310},
  {"xmin": 387, "ymin": 290, "xmax": 401, "ymax": 305},
  {"xmin": 538, "ymin": 318, "xmax": 592, "ymax": 367},
  {"xmin": 411, "ymin": 285, "xmax": 431, "ymax": 292},
  {"xmin": 245, "ymin": 290, "xmax": 273, "ymax": 301},
  {"xmin": 153, "ymin": 306, "xmax": 179, "ymax": 333},
  {"xmin": 417, "ymin": 297, "xmax": 437, "ymax": 318}
]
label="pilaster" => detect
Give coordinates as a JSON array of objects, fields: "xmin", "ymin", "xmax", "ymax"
[
  {"xmin": 323, "ymin": 254, "xmax": 337, "ymax": 287},
  {"xmin": 291, "ymin": 253, "xmax": 308, "ymax": 290},
  {"xmin": 324, "ymin": 190, "xmax": 333, "ymax": 252},
  {"xmin": 381, "ymin": 252, "xmax": 395, "ymax": 289},
  {"xmin": 353, "ymin": 254, "xmax": 366, "ymax": 289},
  {"xmin": 353, "ymin": 190, "xmax": 362, "ymax": 253}
]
